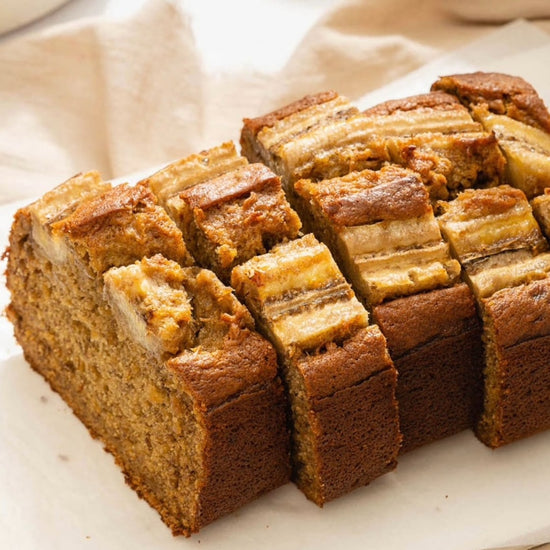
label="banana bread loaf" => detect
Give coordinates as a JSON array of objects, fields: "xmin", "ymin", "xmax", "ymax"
[
  {"xmin": 5, "ymin": 173, "xmax": 291, "ymax": 535},
  {"xmin": 231, "ymin": 234, "xmax": 401, "ymax": 504},
  {"xmin": 438, "ymin": 185, "xmax": 550, "ymax": 446}
]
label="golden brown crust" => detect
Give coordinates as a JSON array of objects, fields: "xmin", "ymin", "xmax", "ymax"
[
  {"xmin": 241, "ymin": 91, "xmax": 339, "ymax": 137},
  {"xmin": 293, "ymin": 324, "xmax": 400, "ymax": 504},
  {"xmin": 437, "ymin": 185, "xmax": 549, "ymax": 280},
  {"xmin": 195, "ymin": 382, "xmax": 291, "ymax": 528},
  {"xmin": 58, "ymin": 182, "xmax": 156, "ymax": 236},
  {"xmin": 180, "ymin": 163, "xmax": 280, "ymax": 210},
  {"xmin": 390, "ymin": 325, "xmax": 483, "ymax": 453},
  {"xmin": 372, "ymin": 283, "xmax": 479, "ymax": 358},
  {"xmin": 55, "ymin": 183, "xmax": 191, "ymax": 272},
  {"xmin": 295, "ymin": 166, "xmax": 430, "ymax": 227},
  {"xmin": 390, "ymin": 130, "xmax": 505, "ymax": 201},
  {"xmin": 297, "ymin": 325, "xmax": 392, "ymax": 399},
  {"xmin": 363, "ymin": 91, "xmax": 462, "ymax": 117},
  {"xmin": 449, "ymin": 184, "xmax": 526, "ymax": 218},
  {"xmin": 432, "ymin": 71, "xmax": 550, "ymax": 133},
  {"xmin": 373, "ymin": 284, "xmax": 483, "ymax": 452},
  {"xmin": 304, "ymin": 366, "xmax": 399, "ymax": 503},
  {"xmin": 176, "ymin": 163, "xmax": 301, "ymax": 283},
  {"xmin": 482, "ymin": 278, "xmax": 550, "ymax": 349},
  {"xmin": 168, "ymin": 330, "xmax": 279, "ymax": 409}
]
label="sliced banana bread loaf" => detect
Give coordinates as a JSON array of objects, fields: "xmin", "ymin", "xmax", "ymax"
[
  {"xmin": 293, "ymin": 165, "xmax": 482, "ymax": 452},
  {"xmin": 231, "ymin": 234, "xmax": 401, "ymax": 505},
  {"xmin": 438, "ymin": 185, "xmax": 550, "ymax": 446},
  {"xmin": 5, "ymin": 173, "xmax": 291, "ymax": 535}
]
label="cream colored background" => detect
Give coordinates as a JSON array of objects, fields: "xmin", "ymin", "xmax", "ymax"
[{"xmin": 2, "ymin": 0, "xmax": 550, "ymax": 203}]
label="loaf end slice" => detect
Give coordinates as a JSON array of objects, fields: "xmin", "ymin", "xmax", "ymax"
[{"xmin": 5, "ymin": 174, "xmax": 290, "ymax": 536}]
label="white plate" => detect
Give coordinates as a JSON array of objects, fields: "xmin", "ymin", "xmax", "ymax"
[{"xmin": 2, "ymin": 20, "xmax": 550, "ymax": 550}]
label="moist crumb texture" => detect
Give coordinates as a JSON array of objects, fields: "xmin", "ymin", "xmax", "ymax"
[{"xmin": 6, "ymin": 173, "xmax": 290, "ymax": 536}]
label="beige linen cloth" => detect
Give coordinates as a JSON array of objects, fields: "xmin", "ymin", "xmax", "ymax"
[{"xmin": 1, "ymin": 0, "xmax": 550, "ymax": 204}]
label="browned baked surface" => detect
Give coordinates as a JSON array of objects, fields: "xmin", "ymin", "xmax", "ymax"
[
  {"xmin": 437, "ymin": 185, "xmax": 548, "ymax": 263},
  {"xmin": 242, "ymin": 91, "xmax": 339, "ymax": 138},
  {"xmin": 296, "ymin": 165, "xmax": 430, "ymax": 226},
  {"xmin": 481, "ymin": 277, "xmax": 550, "ymax": 348},
  {"xmin": 432, "ymin": 71, "xmax": 550, "ymax": 133},
  {"xmin": 141, "ymin": 142, "xmax": 248, "ymax": 207},
  {"xmin": 294, "ymin": 166, "xmax": 460, "ymax": 306},
  {"xmin": 373, "ymin": 284, "xmax": 483, "ymax": 452},
  {"xmin": 177, "ymin": 163, "xmax": 301, "ymax": 282},
  {"xmin": 363, "ymin": 91, "xmax": 506, "ymax": 200},
  {"xmin": 293, "ymin": 163, "xmax": 478, "ymax": 452},
  {"xmin": 293, "ymin": 326, "xmax": 399, "ymax": 503},
  {"xmin": 388, "ymin": 131, "xmax": 505, "ymax": 200},
  {"xmin": 144, "ymin": 145, "xmax": 301, "ymax": 283},
  {"xmin": 363, "ymin": 91, "xmax": 463, "ymax": 117},
  {"xmin": 5, "ymin": 175, "xmax": 290, "ymax": 536},
  {"xmin": 478, "ymin": 278, "xmax": 550, "ymax": 447},
  {"xmin": 55, "ymin": 182, "xmax": 192, "ymax": 272},
  {"xmin": 231, "ymin": 234, "xmax": 400, "ymax": 505}
]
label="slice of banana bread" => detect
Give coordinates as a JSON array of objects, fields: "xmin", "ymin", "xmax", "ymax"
[
  {"xmin": 362, "ymin": 92, "xmax": 506, "ymax": 200},
  {"xmin": 240, "ymin": 91, "xmax": 389, "ymax": 194},
  {"xmin": 294, "ymin": 165, "xmax": 461, "ymax": 305},
  {"xmin": 437, "ymin": 185, "xmax": 550, "ymax": 299},
  {"xmin": 432, "ymin": 72, "xmax": 550, "ymax": 198},
  {"xmin": 431, "ymin": 71, "xmax": 550, "ymax": 132},
  {"xmin": 437, "ymin": 185, "xmax": 550, "ymax": 447},
  {"xmin": 477, "ymin": 278, "xmax": 550, "ymax": 447},
  {"xmin": 293, "ymin": 166, "xmax": 482, "ymax": 452},
  {"xmin": 5, "ymin": 174, "xmax": 290, "ymax": 535},
  {"xmin": 143, "ymin": 144, "xmax": 301, "ymax": 283},
  {"xmin": 231, "ymin": 234, "xmax": 401, "ymax": 505}
]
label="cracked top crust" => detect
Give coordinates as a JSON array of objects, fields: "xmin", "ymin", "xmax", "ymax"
[{"xmin": 431, "ymin": 71, "xmax": 550, "ymax": 133}]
